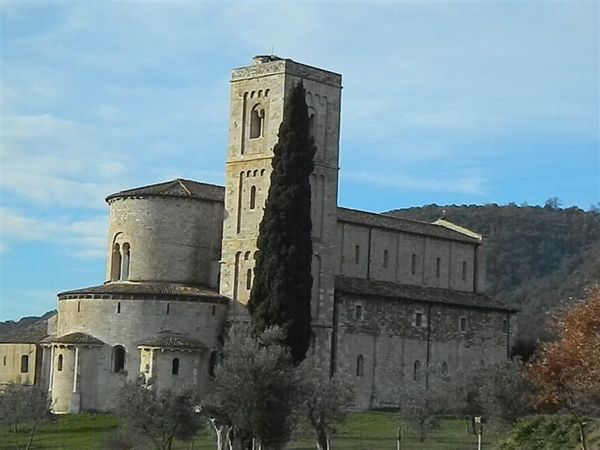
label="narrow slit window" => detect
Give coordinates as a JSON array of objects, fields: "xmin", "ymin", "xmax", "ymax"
[
  {"xmin": 172, "ymin": 358, "xmax": 179, "ymax": 376},
  {"xmin": 249, "ymin": 186, "xmax": 256, "ymax": 210},
  {"xmin": 249, "ymin": 105, "xmax": 264, "ymax": 139},
  {"xmin": 308, "ymin": 113, "xmax": 316, "ymax": 139},
  {"xmin": 57, "ymin": 354, "xmax": 63, "ymax": 372},
  {"xmin": 411, "ymin": 254, "xmax": 417, "ymax": 275},
  {"xmin": 462, "ymin": 261, "xmax": 467, "ymax": 281},
  {"xmin": 355, "ymin": 304, "xmax": 362, "ymax": 320},
  {"xmin": 212, "ymin": 305, "xmax": 216, "ymax": 316},
  {"xmin": 111, "ymin": 243, "xmax": 121, "ymax": 281},
  {"xmin": 246, "ymin": 268, "xmax": 252, "ymax": 290},
  {"xmin": 121, "ymin": 243, "xmax": 130, "ymax": 280},
  {"xmin": 415, "ymin": 312, "xmax": 423, "ymax": 327},
  {"xmin": 441, "ymin": 362, "xmax": 448, "ymax": 376},
  {"xmin": 460, "ymin": 317, "xmax": 467, "ymax": 332},
  {"xmin": 117, "ymin": 302, "xmax": 121, "ymax": 314},
  {"xmin": 166, "ymin": 303, "xmax": 170, "ymax": 315},
  {"xmin": 354, "ymin": 245, "xmax": 360, "ymax": 264},
  {"xmin": 77, "ymin": 301, "xmax": 81, "ymax": 313},
  {"xmin": 113, "ymin": 346, "xmax": 125, "ymax": 373},
  {"xmin": 503, "ymin": 319, "xmax": 508, "ymax": 333},
  {"xmin": 436, "ymin": 257, "xmax": 441, "ymax": 278},
  {"xmin": 209, "ymin": 351, "xmax": 217, "ymax": 377},
  {"xmin": 3, "ymin": 356, "xmax": 6, "ymax": 366},
  {"xmin": 356, "ymin": 355, "xmax": 364, "ymax": 377},
  {"xmin": 383, "ymin": 249, "xmax": 389, "ymax": 268},
  {"xmin": 20, "ymin": 355, "xmax": 29, "ymax": 373},
  {"xmin": 413, "ymin": 360, "xmax": 421, "ymax": 381}
]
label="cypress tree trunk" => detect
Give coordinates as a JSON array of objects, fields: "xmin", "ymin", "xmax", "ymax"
[{"xmin": 249, "ymin": 81, "xmax": 315, "ymax": 362}]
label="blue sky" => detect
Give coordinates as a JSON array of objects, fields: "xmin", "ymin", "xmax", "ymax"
[{"xmin": 1, "ymin": 2, "xmax": 598, "ymax": 320}]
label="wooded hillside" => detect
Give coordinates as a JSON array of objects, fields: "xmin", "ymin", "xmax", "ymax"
[{"xmin": 387, "ymin": 204, "xmax": 600, "ymax": 345}]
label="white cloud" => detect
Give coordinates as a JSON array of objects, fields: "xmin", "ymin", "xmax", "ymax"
[
  {"xmin": 0, "ymin": 113, "xmax": 131, "ymax": 208},
  {"xmin": 344, "ymin": 171, "xmax": 487, "ymax": 196},
  {"xmin": 0, "ymin": 207, "xmax": 107, "ymax": 259}
]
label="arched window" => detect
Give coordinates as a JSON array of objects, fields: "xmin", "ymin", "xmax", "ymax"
[
  {"xmin": 413, "ymin": 360, "xmax": 421, "ymax": 381},
  {"xmin": 113, "ymin": 346, "xmax": 125, "ymax": 373},
  {"xmin": 441, "ymin": 362, "xmax": 448, "ymax": 376},
  {"xmin": 354, "ymin": 245, "xmax": 360, "ymax": 264},
  {"xmin": 383, "ymin": 249, "xmax": 389, "ymax": 268},
  {"xmin": 249, "ymin": 186, "xmax": 256, "ymax": 210},
  {"xmin": 111, "ymin": 243, "xmax": 121, "ymax": 281},
  {"xmin": 209, "ymin": 351, "xmax": 218, "ymax": 377},
  {"xmin": 246, "ymin": 268, "xmax": 252, "ymax": 290},
  {"xmin": 57, "ymin": 354, "xmax": 63, "ymax": 372},
  {"xmin": 411, "ymin": 254, "xmax": 417, "ymax": 275},
  {"xmin": 356, "ymin": 355, "xmax": 364, "ymax": 377},
  {"xmin": 172, "ymin": 358, "xmax": 179, "ymax": 376},
  {"xmin": 249, "ymin": 105, "xmax": 264, "ymax": 139},
  {"xmin": 121, "ymin": 243, "xmax": 130, "ymax": 280},
  {"xmin": 20, "ymin": 355, "xmax": 29, "ymax": 373}
]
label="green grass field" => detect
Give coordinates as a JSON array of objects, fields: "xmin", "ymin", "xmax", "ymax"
[{"xmin": 0, "ymin": 412, "xmax": 508, "ymax": 450}]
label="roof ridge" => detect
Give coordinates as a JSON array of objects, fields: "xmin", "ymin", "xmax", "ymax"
[
  {"xmin": 339, "ymin": 206, "xmax": 433, "ymax": 226},
  {"xmin": 105, "ymin": 178, "xmax": 225, "ymax": 203},
  {"xmin": 177, "ymin": 179, "xmax": 192, "ymax": 196}
]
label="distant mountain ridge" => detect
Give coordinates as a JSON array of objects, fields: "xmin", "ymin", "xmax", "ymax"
[
  {"xmin": 387, "ymin": 204, "xmax": 600, "ymax": 342},
  {"xmin": 0, "ymin": 310, "xmax": 56, "ymax": 343}
]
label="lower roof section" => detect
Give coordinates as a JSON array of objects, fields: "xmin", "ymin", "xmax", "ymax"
[
  {"xmin": 57, "ymin": 282, "xmax": 228, "ymax": 303},
  {"xmin": 46, "ymin": 332, "xmax": 104, "ymax": 346},
  {"xmin": 138, "ymin": 332, "xmax": 208, "ymax": 351},
  {"xmin": 335, "ymin": 276, "xmax": 518, "ymax": 313}
]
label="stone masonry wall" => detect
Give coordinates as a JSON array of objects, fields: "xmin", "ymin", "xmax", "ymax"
[
  {"xmin": 334, "ymin": 292, "xmax": 511, "ymax": 409},
  {"xmin": 54, "ymin": 297, "xmax": 227, "ymax": 411},
  {"xmin": 106, "ymin": 196, "xmax": 223, "ymax": 287},
  {"xmin": 336, "ymin": 222, "xmax": 478, "ymax": 292},
  {"xmin": 0, "ymin": 343, "xmax": 37, "ymax": 386}
]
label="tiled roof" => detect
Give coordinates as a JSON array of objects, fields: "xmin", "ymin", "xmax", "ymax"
[
  {"xmin": 337, "ymin": 208, "xmax": 480, "ymax": 243},
  {"xmin": 51, "ymin": 332, "xmax": 104, "ymax": 346},
  {"xmin": 58, "ymin": 282, "xmax": 228, "ymax": 302},
  {"xmin": 138, "ymin": 332, "xmax": 207, "ymax": 351},
  {"xmin": 106, "ymin": 179, "xmax": 225, "ymax": 203},
  {"xmin": 335, "ymin": 276, "xmax": 517, "ymax": 312}
]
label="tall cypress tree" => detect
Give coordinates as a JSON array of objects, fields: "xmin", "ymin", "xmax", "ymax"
[{"xmin": 249, "ymin": 81, "xmax": 315, "ymax": 362}]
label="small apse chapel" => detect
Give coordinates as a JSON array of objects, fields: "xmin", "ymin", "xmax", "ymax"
[{"xmin": 0, "ymin": 56, "xmax": 516, "ymax": 412}]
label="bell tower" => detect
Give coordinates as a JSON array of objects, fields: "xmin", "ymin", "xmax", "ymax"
[{"xmin": 219, "ymin": 56, "xmax": 342, "ymax": 357}]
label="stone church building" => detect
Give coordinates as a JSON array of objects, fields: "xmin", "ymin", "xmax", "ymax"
[{"xmin": 1, "ymin": 56, "xmax": 516, "ymax": 413}]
